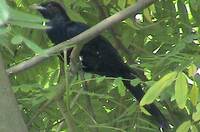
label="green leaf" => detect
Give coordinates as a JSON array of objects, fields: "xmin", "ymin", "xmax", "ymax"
[
  {"xmin": 126, "ymin": 103, "xmax": 137, "ymax": 116},
  {"xmin": 176, "ymin": 120, "xmax": 191, "ymax": 132},
  {"xmin": 191, "ymin": 125, "xmax": 198, "ymax": 132},
  {"xmin": 8, "ymin": 20, "xmax": 48, "ymax": 29},
  {"xmin": 103, "ymin": 0, "xmax": 112, "ymax": 5},
  {"xmin": 9, "ymin": 8, "xmax": 47, "ymax": 23},
  {"xmin": 188, "ymin": 64, "xmax": 197, "ymax": 77},
  {"xmin": 114, "ymin": 77, "xmax": 126, "ymax": 96},
  {"xmin": 8, "ymin": 7, "xmax": 49, "ymax": 29},
  {"xmin": 23, "ymin": 37, "xmax": 44, "ymax": 54},
  {"xmin": 118, "ymin": 0, "xmax": 126, "ymax": 9},
  {"xmin": 11, "ymin": 35, "xmax": 44, "ymax": 54},
  {"xmin": 192, "ymin": 103, "xmax": 200, "ymax": 122},
  {"xmin": 190, "ymin": 0, "xmax": 199, "ymax": 11},
  {"xmin": 127, "ymin": 0, "xmax": 136, "ymax": 5},
  {"xmin": 96, "ymin": 76, "xmax": 106, "ymax": 84},
  {"xmin": 11, "ymin": 35, "xmax": 23, "ymax": 45},
  {"xmin": 177, "ymin": 0, "xmax": 191, "ymax": 34},
  {"xmin": 175, "ymin": 72, "xmax": 188, "ymax": 109},
  {"xmin": 0, "ymin": 0, "xmax": 9, "ymax": 26},
  {"xmin": 196, "ymin": 103, "xmax": 200, "ymax": 111},
  {"xmin": 190, "ymin": 85, "xmax": 199, "ymax": 106},
  {"xmin": 67, "ymin": 8, "xmax": 86, "ymax": 23},
  {"xmin": 0, "ymin": 27, "xmax": 9, "ymax": 35},
  {"xmin": 140, "ymin": 71, "xmax": 177, "ymax": 106},
  {"xmin": 143, "ymin": 8, "xmax": 153, "ymax": 23},
  {"xmin": 124, "ymin": 19, "xmax": 140, "ymax": 30},
  {"xmin": 141, "ymin": 106, "xmax": 151, "ymax": 116},
  {"xmin": 130, "ymin": 78, "xmax": 141, "ymax": 87},
  {"xmin": 192, "ymin": 111, "xmax": 200, "ymax": 122},
  {"xmin": 13, "ymin": 83, "xmax": 41, "ymax": 92}
]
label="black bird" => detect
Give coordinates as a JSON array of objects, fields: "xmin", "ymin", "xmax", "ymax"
[{"xmin": 33, "ymin": 1, "xmax": 169, "ymax": 130}]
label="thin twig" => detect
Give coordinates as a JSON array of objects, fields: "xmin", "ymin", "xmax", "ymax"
[
  {"xmin": 57, "ymin": 99, "xmax": 76, "ymax": 132},
  {"xmin": 79, "ymin": 70, "xmax": 99, "ymax": 132}
]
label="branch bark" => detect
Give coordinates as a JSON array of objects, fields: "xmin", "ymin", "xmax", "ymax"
[
  {"xmin": 0, "ymin": 52, "xmax": 28, "ymax": 132},
  {"xmin": 7, "ymin": 0, "xmax": 155, "ymax": 76}
]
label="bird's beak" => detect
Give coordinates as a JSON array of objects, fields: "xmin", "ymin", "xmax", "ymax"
[{"xmin": 30, "ymin": 4, "xmax": 46, "ymax": 10}]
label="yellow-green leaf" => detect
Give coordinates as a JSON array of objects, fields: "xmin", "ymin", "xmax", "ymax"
[
  {"xmin": 192, "ymin": 111, "xmax": 200, "ymax": 122},
  {"xmin": 191, "ymin": 125, "xmax": 198, "ymax": 132},
  {"xmin": 190, "ymin": 85, "xmax": 199, "ymax": 106},
  {"xmin": 176, "ymin": 120, "xmax": 191, "ymax": 132},
  {"xmin": 127, "ymin": 0, "xmax": 136, "ymax": 5},
  {"xmin": 143, "ymin": 8, "xmax": 152, "ymax": 23},
  {"xmin": 140, "ymin": 106, "xmax": 151, "ymax": 116},
  {"xmin": 188, "ymin": 64, "xmax": 197, "ymax": 77},
  {"xmin": 140, "ymin": 71, "xmax": 177, "ymax": 106},
  {"xmin": 192, "ymin": 103, "xmax": 200, "ymax": 122},
  {"xmin": 196, "ymin": 103, "xmax": 200, "ymax": 111},
  {"xmin": 175, "ymin": 72, "xmax": 188, "ymax": 109}
]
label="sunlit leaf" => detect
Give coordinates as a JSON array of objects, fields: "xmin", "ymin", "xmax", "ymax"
[
  {"xmin": 143, "ymin": 8, "xmax": 153, "ymax": 23},
  {"xmin": 127, "ymin": 0, "xmax": 136, "ymax": 5},
  {"xmin": 175, "ymin": 72, "xmax": 188, "ymax": 109},
  {"xmin": 188, "ymin": 64, "xmax": 197, "ymax": 77},
  {"xmin": 176, "ymin": 120, "xmax": 191, "ymax": 132},
  {"xmin": 196, "ymin": 103, "xmax": 200, "ymax": 111},
  {"xmin": 192, "ymin": 111, "xmax": 200, "ymax": 122},
  {"xmin": 140, "ymin": 71, "xmax": 177, "ymax": 106},
  {"xmin": 190, "ymin": 85, "xmax": 199, "ymax": 106},
  {"xmin": 192, "ymin": 103, "xmax": 200, "ymax": 122},
  {"xmin": 191, "ymin": 125, "xmax": 198, "ymax": 132},
  {"xmin": 141, "ymin": 106, "xmax": 151, "ymax": 116}
]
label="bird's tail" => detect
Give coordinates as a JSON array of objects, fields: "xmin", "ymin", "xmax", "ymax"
[{"xmin": 123, "ymin": 80, "xmax": 169, "ymax": 131}]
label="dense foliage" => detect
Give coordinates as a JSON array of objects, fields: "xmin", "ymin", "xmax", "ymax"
[{"xmin": 1, "ymin": 0, "xmax": 200, "ymax": 131}]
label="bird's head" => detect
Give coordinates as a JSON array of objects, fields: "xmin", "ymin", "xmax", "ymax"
[{"xmin": 31, "ymin": 1, "xmax": 69, "ymax": 20}]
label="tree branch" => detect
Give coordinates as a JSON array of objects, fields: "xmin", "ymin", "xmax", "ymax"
[
  {"xmin": 7, "ymin": 0, "xmax": 155, "ymax": 75},
  {"xmin": 0, "ymin": 52, "xmax": 28, "ymax": 132}
]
